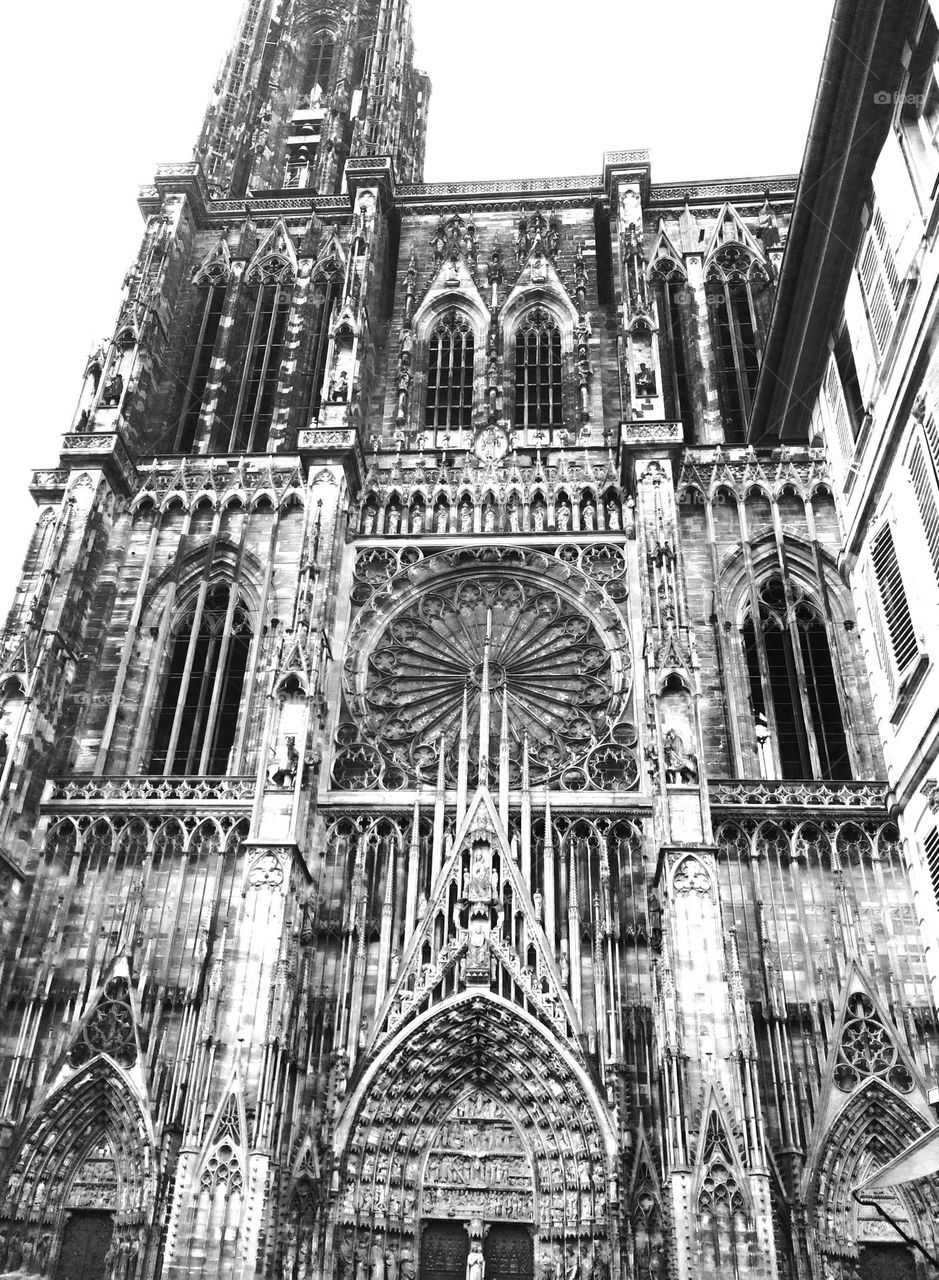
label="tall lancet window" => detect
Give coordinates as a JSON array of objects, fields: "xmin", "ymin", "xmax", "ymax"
[
  {"xmin": 706, "ymin": 246, "xmax": 767, "ymax": 442},
  {"xmin": 650, "ymin": 258, "xmax": 694, "ymax": 438},
  {"xmin": 300, "ymin": 37, "xmax": 336, "ymax": 106},
  {"xmin": 176, "ymin": 282, "xmax": 227, "ymax": 453},
  {"xmin": 224, "ymin": 258, "xmax": 294, "ymax": 452},
  {"xmin": 425, "ymin": 311, "xmax": 475, "ymax": 432},
  {"xmin": 514, "ymin": 309, "xmax": 563, "ymax": 430},
  {"xmin": 150, "ymin": 585, "xmax": 253, "ymax": 776},
  {"xmin": 742, "ymin": 577, "xmax": 851, "ymax": 780}
]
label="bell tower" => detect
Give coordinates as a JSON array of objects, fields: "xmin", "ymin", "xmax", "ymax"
[{"xmin": 195, "ymin": 0, "xmax": 430, "ymax": 200}]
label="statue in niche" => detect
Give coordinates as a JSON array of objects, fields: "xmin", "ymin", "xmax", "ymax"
[
  {"xmin": 101, "ymin": 372, "xmax": 124, "ymax": 407},
  {"xmin": 606, "ymin": 502, "xmax": 621, "ymax": 530},
  {"xmin": 385, "ymin": 1252, "xmax": 398, "ymax": 1280},
  {"xmin": 533, "ymin": 888, "xmax": 543, "ymax": 922},
  {"xmin": 435, "ymin": 507, "xmax": 448, "ymax": 533},
  {"xmin": 508, "ymin": 500, "xmax": 521, "ymax": 532},
  {"xmin": 532, "ymin": 501, "xmax": 546, "ymax": 532},
  {"xmin": 269, "ymin": 735, "xmax": 299, "ymax": 788},
  {"xmin": 663, "ymin": 729, "xmax": 698, "ymax": 784},
  {"xmin": 582, "ymin": 502, "xmax": 596, "ymax": 531},
  {"xmin": 386, "ymin": 508, "xmax": 401, "ymax": 535},
  {"xmin": 411, "ymin": 508, "xmax": 424, "ymax": 535},
  {"xmin": 483, "ymin": 505, "xmax": 496, "ymax": 533},
  {"xmin": 460, "ymin": 502, "xmax": 473, "ymax": 533},
  {"xmin": 467, "ymin": 1242, "xmax": 486, "ymax": 1280},
  {"xmin": 370, "ymin": 1244, "xmax": 385, "ymax": 1280},
  {"xmin": 635, "ymin": 363, "xmax": 657, "ymax": 397},
  {"xmin": 557, "ymin": 503, "xmax": 572, "ymax": 532},
  {"xmin": 362, "ymin": 507, "xmax": 376, "ymax": 535},
  {"xmin": 330, "ymin": 370, "xmax": 350, "ymax": 403},
  {"xmin": 469, "ymin": 845, "xmax": 492, "ymax": 899}
]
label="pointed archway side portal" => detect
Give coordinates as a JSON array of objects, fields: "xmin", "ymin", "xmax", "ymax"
[{"xmin": 327, "ymin": 991, "xmax": 617, "ymax": 1280}]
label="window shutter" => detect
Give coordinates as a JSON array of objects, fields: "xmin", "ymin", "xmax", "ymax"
[
  {"xmin": 862, "ymin": 559, "xmax": 896, "ymax": 697},
  {"xmin": 869, "ymin": 523, "xmax": 919, "ymax": 676},
  {"xmin": 908, "ymin": 436, "xmax": 939, "ymax": 581},
  {"xmin": 857, "ymin": 206, "xmax": 901, "ymax": 361},
  {"xmin": 823, "ymin": 355, "xmax": 855, "ymax": 468},
  {"xmin": 925, "ymin": 826, "xmax": 939, "ymax": 908}
]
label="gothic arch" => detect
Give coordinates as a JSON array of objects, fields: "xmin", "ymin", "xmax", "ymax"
[
  {"xmin": 1, "ymin": 1057, "xmax": 156, "ymax": 1267},
  {"xmin": 326, "ymin": 989, "xmax": 617, "ymax": 1270},
  {"xmin": 806, "ymin": 1079, "xmax": 939, "ymax": 1258}
]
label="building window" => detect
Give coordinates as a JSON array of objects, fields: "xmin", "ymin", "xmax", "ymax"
[
  {"xmin": 514, "ymin": 309, "xmax": 563, "ymax": 430},
  {"xmin": 425, "ymin": 310, "xmax": 475, "ymax": 431},
  {"xmin": 908, "ymin": 432, "xmax": 939, "ymax": 582},
  {"xmin": 742, "ymin": 577, "xmax": 851, "ymax": 780},
  {"xmin": 222, "ymin": 274, "xmax": 293, "ymax": 452},
  {"xmin": 300, "ymin": 38, "xmax": 335, "ymax": 106},
  {"xmin": 900, "ymin": 8, "xmax": 939, "ymax": 195},
  {"xmin": 924, "ymin": 826, "xmax": 939, "ymax": 909},
  {"xmin": 176, "ymin": 284, "xmax": 226, "ymax": 453},
  {"xmin": 706, "ymin": 247, "xmax": 767, "ymax": 443},
  {"xmin": 150, "ymin": 584, "xmax": 252, "ymax": 775},
  {"xmin": 651, "ymin": 261, "xmax": 694, "ymax": 437},
  {"xmin": 856, "ymin": 206, "xmax": 903, "ymax": 362},
  {"xmin": 869, "ymin": 522, "xmax": 919, "ymax": 677}
]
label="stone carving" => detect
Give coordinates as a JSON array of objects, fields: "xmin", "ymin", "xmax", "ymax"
[
  {"xmin": 68, "ymin": 976, "xmax": 137, "ymax": 1069},
  {"xmin": 833, "ymin": 992, "xmax": 914, "ymax": 1094},
  {"xmin": 663, "ymin": 729, "xmax": 697, "ymax": 784}
]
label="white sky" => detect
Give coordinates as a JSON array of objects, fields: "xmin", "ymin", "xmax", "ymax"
[{"xmin": 0, "ymin": 0, "xmax": 833, "ymax": 614}]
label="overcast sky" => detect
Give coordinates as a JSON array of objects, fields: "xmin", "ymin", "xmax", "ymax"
[{"xmin": 0, "ymin": 0, "xmax": 833, "ymax": 613}]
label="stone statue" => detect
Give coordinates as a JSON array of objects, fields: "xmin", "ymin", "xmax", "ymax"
[
  {"xmin": 635, "ymin": 363, "xmax": 657, "ymax": 397},
  {"xmin": 533, "ymin": 888, "xmax": 543, "ymax": 922},
  {"xmin": 483, "ymin": 505, "xmax": 496, "ymax": 533},
  {"xmin": 532, "ymin": 502, "xmax": 546, "ymax": 532},
  {"xmin": 583, "ymin": 503, "xmax": 596, "ymax": 531},
  {"xmin": 370, "ymin": 1243, "xmax": 385, "ymax": 1280},
  {"xmin": 362, "ymin": 508, "xmax": 376, "ymax": 535},
  {"xmin": 466, "ymin": 1243, "xmax": 485, "ymax": 1280},
  {"xmin": 606, "ymin": 502, "xmax": 621, "ymax": 530},
  {"xmin": 435, "ymin": 507, "xmax": 448, "ymax": 533},
  {"xmin": 385, "ymin": 1251, "xmax": 399, "ymax": 1280},
  {"xmin": 387, "ymin": 508, "xmax": 401, "ymax": 535},
  {"xmin": 270, "ymin": 735, "xmax": 299, "ymax": 788},
  {"xmin": 101, "ymin": 372, "xmax": 124, "ymax": 407},
  {"xmin": 460, "ymin": 503, "xmax": 473, "ymax": 533},
  {"xmin": 663, "ymin": 729, "xmax": 698, "ymax": 784},
  {"xmin": 557, "ymin": 504, "xmax": 571, "ymax": 532},
  {"xmin": 411, "ymin": 508, "xmax": 424, "ymax": 535}
]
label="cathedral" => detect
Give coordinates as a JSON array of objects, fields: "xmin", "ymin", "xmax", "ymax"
[{"xmin": 2, "ymin": 1, "xmax": 939, "ymax": 1279}]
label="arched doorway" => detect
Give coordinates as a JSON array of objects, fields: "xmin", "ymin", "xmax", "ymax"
[{"xmin": 858, "ymin": 1243, "xmax": 916, "ymax": 1280}]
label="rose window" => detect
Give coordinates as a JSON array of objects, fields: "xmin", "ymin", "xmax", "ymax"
[{"xmin": 356, "ymin": 575, "xmax": 621, "ymax": 784}]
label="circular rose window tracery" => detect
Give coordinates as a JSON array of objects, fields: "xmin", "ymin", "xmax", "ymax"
[{"xmin": 351, "ymin": 568, "xmax": 628, "ymax": 785}]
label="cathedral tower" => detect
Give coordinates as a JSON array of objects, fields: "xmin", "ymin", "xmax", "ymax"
[{"xmin": 0, "ymin": 4, "xmax": 937, "ymax": 1280}]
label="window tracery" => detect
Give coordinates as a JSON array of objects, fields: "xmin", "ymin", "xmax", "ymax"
[
  {"xmin": 218, "ymin": 260, "xmax": 294, "ymax": 452},
  {"xmin": 706, "ymin": 246, "xmax": 768, "ymax": 442},
  {"xmin": 833, "ymin": 993, "xmax": 914, "ymax": 1094},
  {"xmin": 149, "ymin": 584, "xmax": 252, "ymax": 776},
  {"xmin": 650, "ymin": 258, "xmax": 694, "ymax": 436},
  {"xmin": 425, "ymin": 310, "xmax": 475, "ymax": 437},
  {"xmin": 742, "ymin": 577, "xmax": 851, "ymax": 780},
  {"xmin": 514, "ymin": 308, "xmax": 563, "ymax": 433}
]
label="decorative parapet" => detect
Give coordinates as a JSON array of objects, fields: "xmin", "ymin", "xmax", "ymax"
[
  {"xmin": 44, "ymin": 775, "xmax": 256, "ymax": 810},
  {"xmin": 59, "ymin": 431, "xmax": 137, "ymax": 496},
  {"xmin": 648, "ymin": 175, "xmax": 798, "ymax": 206},
  {"xmin": 29, "ymin": 470, "xmax": 70, "ymax": 503},
  {"xmin": 709, "ymin": 779, "xmax": 889, "ymax": 812},
  {"xmin": 298, "ymin": 426, "xmax": 364, "ymax": 488},
  {"xmin": 621, "ymin": 421, "xmax": 683, "ymax": 449},
  {"xmin": 677, "ymin": 445, "xmax": 831, "ymax": 501},
  {"xmin": 132, "ymin": 455, "xmax": 307, "ymax": 511}
]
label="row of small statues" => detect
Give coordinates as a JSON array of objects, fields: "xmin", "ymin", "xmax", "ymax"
[{"xmin": 362, "ymin": 498, "xmax": 623, "ymax": 536}]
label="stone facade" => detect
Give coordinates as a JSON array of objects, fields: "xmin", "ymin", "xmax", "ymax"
[{"xmin": 0, "ymin": 3, "xmax": 937, "ymax": 1280}]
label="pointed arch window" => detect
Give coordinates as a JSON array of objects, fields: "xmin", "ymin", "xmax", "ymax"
[
  {"xmin": 514, "ymin": 308, "xmax": 563, "ymax": 429},
  {"xmin": 706, "ymin": 247, "xmax": 767, "ymax": 443},
  {"xmin": 176, "ymin": 280, "xmax": 227, "ymax": 452},
  {"xmin": 300, "ymin": 37, "xmax": 336, "ymax": 106},
  {"xmin": 742, "ymin": 577, "xmax": 851, "ymax": 780},
  {"xmin": 150, "ymin": 584, "xmax": 253, "ymax": 775},
  {"xmin": 222, "ymin": 261, "xmax": 294, "ymax": 452},
  {"xmin": 651, "ymin": 259, "xmax": 694, "ymax": 437},
  {"xmin": 425, "ymin": 310, "xmax": 475, "ymax": 431}
]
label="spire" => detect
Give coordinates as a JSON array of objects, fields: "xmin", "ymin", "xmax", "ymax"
[
  {"xmin": 478, "ymin": 609, "xmax": 493, "ymax": 786},
  {"xmin": 457, "ymin": 686, "xmax": 470, "ymax": 826},
  {"xmin": 498, "ymin": 688, "xmax": 510, "ymax": 829}
]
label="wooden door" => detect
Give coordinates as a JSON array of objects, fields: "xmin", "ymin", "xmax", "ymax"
[
  {"xmin": 55, "ymin": 1211, "xmax": 115, "ymax": 1280},
  {"xmin": 420, "ymin": 1222, "xmax": 470, "ymax": 1280}
]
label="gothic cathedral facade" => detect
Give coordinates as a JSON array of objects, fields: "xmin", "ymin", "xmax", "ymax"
[{"xmin": 1, "ymin": 3, "xmax": 938, "ymax": 1280}]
